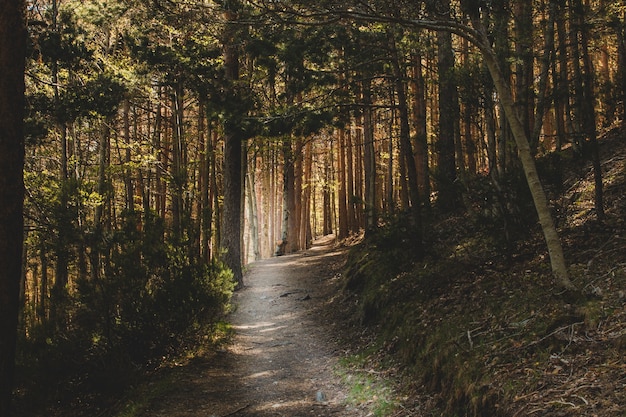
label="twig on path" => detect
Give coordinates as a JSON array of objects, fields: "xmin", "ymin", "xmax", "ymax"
[{"xmin": 221, "ymin": 403, "xmax": 250, "ymax": 416}]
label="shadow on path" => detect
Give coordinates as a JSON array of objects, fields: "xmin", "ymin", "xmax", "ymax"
[{"xmin": 140, "ymin": 236, "xmax": 362, "ymax": 417}]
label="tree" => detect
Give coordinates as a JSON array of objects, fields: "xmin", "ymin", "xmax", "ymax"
[
  {"xmin": 270, "ymin": 2, "xmax": 577, "ymax": 290},
  {"xmin": 431, "ymin": 0, "xmax": 461, "ymax": 211},
  {"xmin": 221, "ymin": 1, "xmax": 245, "ymax": 288},
  {"xmin": 468, "ymin": 11, "xmax": 576, "ymax": 291},
  {"xmin": 0, "ymin": 1, "xmax": 26, "ymax": 415}
]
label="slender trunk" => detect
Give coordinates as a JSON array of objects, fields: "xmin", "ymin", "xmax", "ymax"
[
  {"xmin": 337, "ymin": 128, "xmax": 348, "ymax": 239},
  {"xmin": 246, "ymin": 170, "xmax": 260, "ymax": 261},
  {"xmin": 362, "ymin": 80, "xmax": 377, "ymax": 235},
  {"xmin": 531, "ymin": 0, "xmax": 557, "ymax": 152},
  {"xmin": 221, "ymin": 6, "xmax": 244, "ymax": 287},
  {"xmin": 210, "ymin": 128, "xmax": 219, "ymax": 260},
  {"xmin": 323, "ymin": 148, "xmax": 333, "ymax": 236},
  {"xmin": 579, "ymin": 0, "xmax": 604, "ymax": 219},
  {"xmin": 346, "ymin": 127, "xmax": 357, "ymax": 232},
  {"xmin": 514, "ymin": 0, "xmax": 535, "ymax": 148},
  {"xmin": 282, "ymin": 137, "xmax": 297, "ymax": 252},
  {"xmin": 123, "ymin": 100, "xmax": 134, "ymax": 211},
  {"xmin": 435, "ymin": 0, "xmax": 460, "ymax": 211},
  {"xmin": 301, "ymin": 140, "xmax": 313, "ymax": 249},
  {"xmin": 410, "ymin": 51, "xmax": 431, "ymax": 206},
  {"xmin": 293, "ymin": 137, "xmax": 303, "ymax": 250},
  {"xmin": 171, "ymin": 82, "xmax": 185, "ymax": 240},
  {"xmin": 389, "ymin": 31, "xmax": 422, "ymax": 242},
  {"xmin": 472, "ymin": 17, "xmax": 576, "ymax": 291}
]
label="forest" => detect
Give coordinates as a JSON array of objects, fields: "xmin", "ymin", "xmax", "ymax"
[{"xmin": 1, "ymin": 0, "xmax": 626, "ymax": 415}]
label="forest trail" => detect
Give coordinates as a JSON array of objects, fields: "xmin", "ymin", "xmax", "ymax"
[{"xmin": 139, "ymin": 236, "xmax": 366, "ymax": 417}]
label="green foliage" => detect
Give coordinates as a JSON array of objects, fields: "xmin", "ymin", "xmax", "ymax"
[
  {"xmin": 54, "ymin": 72, "xmax": 127, "ymax": 122},
  {"xmin": 334, "ymin": 349, "xmax": 400, "ymax": 416},
  {"xmin": 31, "ymin": 9, "xmax": 92, "ymax": 68},
  {"xmin": 16, "ymin": 209, "xmax": 234, "ymax": 414},
  {"xmin": 76, "ymin": 210, "xmax": 235, "ymax": 361}
]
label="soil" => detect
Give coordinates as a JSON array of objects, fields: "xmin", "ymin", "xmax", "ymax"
[{"xmin": 136, "ymin": 235, "xmax": 369, "ymax": 417}]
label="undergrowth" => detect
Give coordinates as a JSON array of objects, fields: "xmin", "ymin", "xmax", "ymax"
[{"xmin": 340, "ymin": 134, "xmax": 626, "ymax": 416}]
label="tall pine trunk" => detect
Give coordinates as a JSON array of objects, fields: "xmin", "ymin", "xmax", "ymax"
[
  {"xmin": 221, "ymin": 5, "xmax": 244, "ymax": 287},
  {"xmin": 434, "ymin": 0, "xmax": 460, "ymax": 211},
  {"xmin": 410, "ymin": 51, "xmax": 431, "ymax": 207}
]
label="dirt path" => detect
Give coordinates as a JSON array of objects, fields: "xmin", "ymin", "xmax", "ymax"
[{"xmin": 140, "ymin": 236, "xmax": 367, "ymax": 417}]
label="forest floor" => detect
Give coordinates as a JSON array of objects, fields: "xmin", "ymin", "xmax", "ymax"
[{"xmin": 117, "ymin": 234, "xmax": 391, "ymax": 417}]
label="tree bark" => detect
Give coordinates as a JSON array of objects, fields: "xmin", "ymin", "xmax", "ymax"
[
  {"xmin": 389, "ymin": 31, "xmax": 423, "ymax": 245},
  {"xmin": 0, "ymin": 1, "xmax": 26, "ymax": 414},
  {"xmin": 434, "ymin": 0, "xmax": 460, "ymax": 211},
  {"xmin": 471, "ymin": 16, "xmax": 576, "ymax": 291},
  {"xmin": 337, "ymin": 128, "xmax": 349, "ymax": 239},
  {"xmin": 576, "ymin": 0, "xmax": 604, "ymax": 220},
  {"xmin": 410, "ymin": 51, "xmax": 431, "ymax": 207},
  {"xmin": 362, "ymin": 79, "xmax": 377, "ymax": 235},
  {"xmin": 221, "ymin": 5, "xmax": 244, "ymax": 287}
]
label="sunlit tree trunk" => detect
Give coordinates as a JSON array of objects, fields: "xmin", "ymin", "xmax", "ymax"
[
  {"xmin": 210, "ymin": 129, "xmax": 220, "ymax": 259},
  {"xmin": 294, "ymin": 137, "xmax": 303, "ymax": 250},
  {"xmin": 337, "ymin": 128, "xmax": 348, "ymax": 239},
  {"xmin": 198, "ymin": 100, "xmax": 210, "ymax": 263},
  {"xmin": 171, "ymin": 82, "xmax": 186, "ymax": 240},
  {"xmin": 362, "ymin": 79, "xmax": 377, "ymax": 235},
  {"xmin": 389, "ymin": 31, "xmax": 422, "ymax": 244},
  {"xmin": 582, "ymin": 2, "xmax": 604, "ymax": 220},
  {"xmin": 410, "ymin": 51, "xmax": 431, "ymax": 207},
  {"xmin": 282, "ymin": 137, "xmax": 297, "ymax": 253},
  {"xmin": 322, "ymin": 143, "xmax": 333, "ymax": 236},
  {"xmin": 471, "ymin": 15, "xmax": 576, "ymax": 291},
  {"xmin": 346, "ymin": 126, "xmax": 357, "ymax": 233},
  {"xmin": 300, "ymin": 140, "xmax": 313, "ymax": 248},
  {"xmin": 123, "ymin": 100, "xmax": 134, "ymax": 212},
  {"xmin": 246, "ymin": 169, "xmax": 260, "ymax": 261}
]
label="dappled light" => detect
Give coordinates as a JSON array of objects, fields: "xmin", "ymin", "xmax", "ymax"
[{"xmin": 4, "ymin": 0, "xmax": 626, "ymax": 416}]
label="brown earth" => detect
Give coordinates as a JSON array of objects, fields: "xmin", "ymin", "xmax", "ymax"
[{"xmin": 135, "ymin": 235, "xmax": 376, "ymax": 417}]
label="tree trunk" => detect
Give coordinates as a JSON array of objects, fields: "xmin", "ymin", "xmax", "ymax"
[
  {"xmin": 300, "ymin": 140, "xmax": 313, "ymax": 249},
  {"xmin": 337, "ymin": 128, "xmax": 348, "ymax": 239},
  {"xmin": 171, "ymin": 82, "xmax": 185, "ymax": 240},
  {"xmin": 246, "ymin": 170, "xmax": 260, "ymax": 261},
  {"xmin": 531, "ymin": 0, "xmax": 557, "ymax": 152},
  {"xmin": 293, "ymin": 137, "xmax": 303, "ymax": 250},
  {"xmin": 221, "ymin": 5, "xmax": 244, "ymax": 287},
  {"xmin": 0, "ymin": 1, "xmax": 26, "ymax": 414},
  {"xmin": 410, "ymin": 51, "xmax": 431, "ymax": 207},
  {"xmin": 434, "ymin": 0, "xmax": 460, "ymax": 211},
  {"xmin": 282, "ymin": 137, "xmax": 297, "ymax": 252},
  {"xmin": 362, "ymin": 79, "xmax": 377, "ymax": 235},
  {"xmin": 514, "ymin": 0, "xmax": 535, "ymax": 149},
  {"xmin": 472, "ymin": 17, "xmax": 576, "ymax": 291},
  {"xmin": 198, "ymin": 101, "xmax": 211, "ymax": 263},
  {"xmin": 123, "ymin": 100, "xmax": 134, "ymax": 212},
  {"xmin": 389, "ymin": 31, "xmax": 423, "ymax": 243},
  {"xmin": 576, "ymin": 0, "xmax": 604, "ymax": 220},
  {"xmin": 346, "ymin": 126, "xmax": 357, "ymax": 232}
]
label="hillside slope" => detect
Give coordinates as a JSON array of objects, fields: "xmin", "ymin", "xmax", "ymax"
[{"xmin": 338, "ymin": 130, "xmax": 626, "ymax": 416}]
